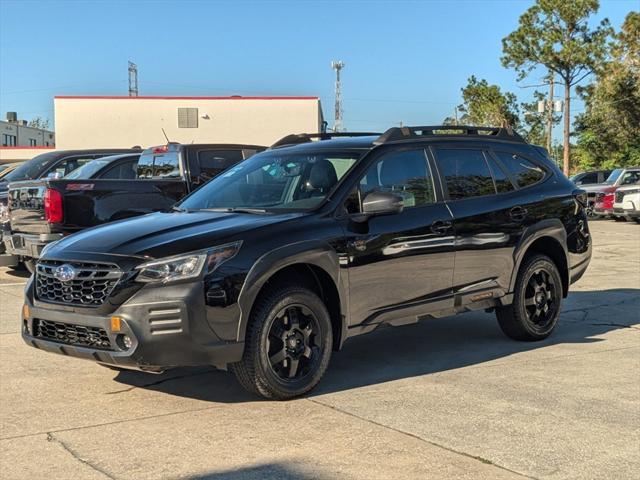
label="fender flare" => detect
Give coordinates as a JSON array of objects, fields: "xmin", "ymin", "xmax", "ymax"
[
  {"xmin": 235, "ymin": 240, "xmax": 348, "ymax": 345},
  {"xmin": 508, "ymin": 219, "xmax": 568, "ymax": 294}
]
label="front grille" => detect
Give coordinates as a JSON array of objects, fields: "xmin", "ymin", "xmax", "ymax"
[
  {"xmin": 35, "ymin": 260, "xmax": 122, "ymax": 307},
  {"xmin": 615, "ymin": 191, "xmax": 625, "ymax": 203},
  {"xmin": 33, "ymin": 319, "xmax": 112, "ymax": 350}
]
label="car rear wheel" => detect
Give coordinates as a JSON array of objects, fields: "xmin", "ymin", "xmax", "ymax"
[
  {"xmin": 496, "ymin": 254, "xmax": 563, "ymax": 341},
  {"xmin": 231, "ymin": 285, "xmax": 333, "ymax": 400}
]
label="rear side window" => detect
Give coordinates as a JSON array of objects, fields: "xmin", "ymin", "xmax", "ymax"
[
  {"xmin": 137, "ymin": 152, "xmax": 180, "ymax": 179},
  {"xmin": 435, "ymin": 149, "xmax": 496, "ymax": 200},
  {"xmin": 100, "ymin": 159, "xmax": 139, "ymax": 180},
  {"xmin": 486, "ymin": 156, "xmax": 514, "ymax": 193},
  {"xmin": 197, "ymin": 150, "xmax": 244, "ymax": 180},
  {"xmin": 494, "ymin": 152, "xmax": 545, "ymax": 188}
]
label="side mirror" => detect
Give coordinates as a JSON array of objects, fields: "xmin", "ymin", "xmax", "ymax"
[{"xmin": 361, "ymin": 191, "xmax": 404, "ymax": 216}]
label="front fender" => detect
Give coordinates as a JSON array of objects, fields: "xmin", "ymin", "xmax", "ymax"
[{"xmin": 235, "ymin": 240, "xmax": 347, "ymax": 344}]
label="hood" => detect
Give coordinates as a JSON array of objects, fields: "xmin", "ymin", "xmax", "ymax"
[
  {"xmin": 45, "ymin": 210, "xmax": 305, "ymax": 261},
  {"xmin": 580, "ymin": 183, "xmax": 614, "ymax": 192}
]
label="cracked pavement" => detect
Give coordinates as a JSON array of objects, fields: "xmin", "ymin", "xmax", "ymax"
[{"xmin": 1, "ymin": 221, "xmax": 638, "ymax": 479}]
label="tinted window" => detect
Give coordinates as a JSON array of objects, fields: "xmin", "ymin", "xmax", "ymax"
[
  {"xmin": 198, "ymin": 150, "xmax": 244, "ymax": 180},
  {"xmin": 65, "ymin": 159, "xmax": 110, "ymax": 179},
  {"xmin": 435, "ymin": 149, "xmax": 496, "ymax": 200},
  {"xmin": 136, "ymin": 152, "xmax": 180, "ymax": 179},
  {"xmin": 577, "ymin": 172, "xmax": 598, "ymax": 185},
  {"xmin": 620, "ymin": 171, "xmax": 640, "ymax": 186},
  {"xmin": 50, "ymin": 157, "xmax": 94, "ymax": 178},
  {"xmin": 487, "ymin": 156, "xmax": 514, "ymax": 193},
  {"xmin": 2, "ymin": 152, "xmax": 62, "ymax": 182},
  {"xmin": 495, "ymin": 152, "xmax": 545, "ymax": 188},
  {"xmin": 358, "ymin": 149, "xmax": 434, "ymax": 209},
  {"xmin": 100, "ymin": 159, "xmax": 139, "ymax": 179}
]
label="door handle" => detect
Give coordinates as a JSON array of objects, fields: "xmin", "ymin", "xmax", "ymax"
[
  {"xmin": 510, "ymin": 206, "xmax": 528, "ymax": 221},
  {"xmin": 431, "ymin": 220, "xmax": 452, "ymax": 235}
]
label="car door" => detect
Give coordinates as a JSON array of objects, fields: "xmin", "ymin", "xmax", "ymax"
[
  {"xmin": 432, "ymin": 146, "xmax": 526, "ymax": 300},
  {"xmin": 340, "ymin": 147, "xmax": 455, "ymax": 328}
]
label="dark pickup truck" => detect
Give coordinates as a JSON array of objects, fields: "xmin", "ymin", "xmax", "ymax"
[
  {"xmin": 0, "ymin": 148, "xmax": 143, "ymax": 257},
  {"xmin": 2, "ymin": 143, "xmax": 264, "ymax": 269}
]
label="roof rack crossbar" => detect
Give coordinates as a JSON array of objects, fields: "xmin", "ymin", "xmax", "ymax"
[
  {"xmin": 271, "ymin": 132, "xmax": 380, "ymax": 148},
  {"xmin": 374, "ymin": 125, "xmax": 526, "ymax": 145}
]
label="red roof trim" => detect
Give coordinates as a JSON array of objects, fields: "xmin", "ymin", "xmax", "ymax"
[
  {"xmin": 54, "ymin": 95, "xmax": 319, "ymax": 100},
  {"xmin": 0, "ymin": 146, "xmax": 56, "ymax": 150}
]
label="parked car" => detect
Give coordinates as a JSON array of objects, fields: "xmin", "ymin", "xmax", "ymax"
[
  {"xmin": 62, "ymin": 152, "xmax": 141, "ymax": 180},
  {"xmin": 0, "ymin": 162, "xmax": 21, "ymax": 179},
  {"xmin": 570, "ymin": 170, "xmax": 612, "ymax": 186},
  {"xmin": 591, "ymin": 167, "xmax": 640, "ymax": 219},
  {"xmin": 2, "ymin": 143, "xmax": 264, "ymax": 270},
  {"xmin": 613, "ymin": 184, "xmax": 640, "ymax": 223},
  {"xmin": 0, "ymin": 148, "xmax": 142, "ymax": 259},
  {"xmin": 19, "ymin": 126, "xmax": 592, "ymax": 399}
]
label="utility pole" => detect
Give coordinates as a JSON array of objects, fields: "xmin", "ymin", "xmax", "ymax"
[
  {"xmin": 453, "ymin": 106, "xmax": 459, "ymax": 126},
  {"xmin": 128, "ymin": 61, "xmax": 138, "ymax": 97},
  {"xmin": 331, "ymin": 60, "xmax": 344, "ymax": 132},
  {"xmin": 546, "ymin": 73, "xmax": 554, "ymax": 153}
]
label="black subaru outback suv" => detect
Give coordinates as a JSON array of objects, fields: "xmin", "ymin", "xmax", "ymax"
[{"xmin": 21, "ymin": 126, "xmax": 591, "ymax": 399}]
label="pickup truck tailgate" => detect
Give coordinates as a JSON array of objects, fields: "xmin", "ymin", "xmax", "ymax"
[{"xmin": 8, "ymin": 180, "xmax": 51, "ymax": 234}]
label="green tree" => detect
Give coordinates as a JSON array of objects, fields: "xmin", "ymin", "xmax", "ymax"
[
  {"xmin": 454, "ymin": 76, "xmax": 520, "ymax": 128},
  {"xmin": 574, "ymin": 12, "xmax": 640, "ymax": 170},
  {"xmin": 501, "ymin": 0, "xmax": 612, "ymax": 175}
]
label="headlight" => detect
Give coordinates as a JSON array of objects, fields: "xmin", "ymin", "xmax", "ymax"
[{"xmin": 135, "ymin": 241, "xmax": 242, "ymax": 284}]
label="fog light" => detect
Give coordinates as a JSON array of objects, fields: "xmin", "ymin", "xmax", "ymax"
[{"xmin": 115, "ymin": 334, "xmax": 133, "ymax": 350}]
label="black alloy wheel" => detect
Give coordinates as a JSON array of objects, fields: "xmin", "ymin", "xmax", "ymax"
[
  {"xmin": 266, "ymin": 304, "xmax": 322, "ymax": 381},
  {"xmin": 496, "ymin": 254, "xmax": 563, "ymax": 341},
  {"xmin": 231, "ymin": 285, "xmax": 333, "ymax": 400},
  {"xmin": 522, "ymin": 267, "xmax": 559, "ymax": 332}
]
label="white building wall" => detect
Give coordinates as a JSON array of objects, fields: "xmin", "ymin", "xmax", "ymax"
[{"xmin": 54, "ymin": 96, "xmax": 323, "ymax": 149}]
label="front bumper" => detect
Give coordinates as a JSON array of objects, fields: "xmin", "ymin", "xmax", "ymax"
[{"xmin": 21, "ymin": 277, "xmax": 244, "ymax": 371}]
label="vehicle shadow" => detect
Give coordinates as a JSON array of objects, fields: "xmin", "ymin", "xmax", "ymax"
[
  {"xmin": 111, "ymin": 288, "xmax": 639, "ymax": 402},
  {"xmin": 185, "ymin": 463, "xmax": 315, "ymax": 479}
]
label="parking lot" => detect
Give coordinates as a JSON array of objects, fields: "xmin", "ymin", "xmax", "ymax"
[{"xmin": 0, "ymin": 220, "xmax": 637, "ymax": 480}]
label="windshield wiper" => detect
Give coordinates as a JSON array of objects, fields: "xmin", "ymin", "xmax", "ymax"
[
  {"xmin": 171, "ymin": 205, "xmax": 188, "ymax": 212},
  {"xmin": 203, "ymin": 207, "xmax": 268, "ymax": 214}
]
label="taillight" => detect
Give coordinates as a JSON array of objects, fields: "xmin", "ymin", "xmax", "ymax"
[{"xmin": 44, "ymin": 188, "xmax": 63, "ymax": 223}]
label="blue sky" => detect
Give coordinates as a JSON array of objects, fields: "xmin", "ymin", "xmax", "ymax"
[{"xmin": 0, "ymin": 0, "xmax": 636, "ymax": 134}]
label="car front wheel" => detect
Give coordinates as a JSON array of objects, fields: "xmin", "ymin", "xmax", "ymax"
[
  {"xmin": 231, "ymin": 285, "xmax": 333, "ymax": 400},
  {"xmin": 496, "ymin": 254, "xmax": 563, "ymax": 341}
]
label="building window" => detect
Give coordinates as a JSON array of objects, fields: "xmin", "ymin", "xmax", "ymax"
[
  {"xmin": 29, "ymin": 139, "xmax": 37, "ymax": 147},
  {"xmin": 2, "ymin": 134, "xmax": 17, "ymax": 146},
  {"xmin": 178, "ymin": 108, "xmax": 198, "ymax": 128}
]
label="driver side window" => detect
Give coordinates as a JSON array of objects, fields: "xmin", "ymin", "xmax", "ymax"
[{"xmin": 344, "ymin": 149, "xmax": 435, "ymax": 214}]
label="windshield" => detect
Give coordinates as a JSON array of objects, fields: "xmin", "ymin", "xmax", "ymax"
[
  {"xmin": 1, "ymin": 152, "xmax": 59, "ymax": 182},
  {"xmin": 605, "ymin": 169, "xmax": 623, "ymax": 184},
  {"xmin": 64, "ymin": 159, "xmax": 110, "ymax": 179},
  {"xmin": 179, "ymin": 150, "xmax": 361, "ymax": 212}
]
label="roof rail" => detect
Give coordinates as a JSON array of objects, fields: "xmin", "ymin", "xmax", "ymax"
[
  {"xmin": 271, "ymin": 132, "xmax": 380, "ymax": 148},
  {"xmin": 374, "ymin": 125, "xmax": 526, "ymax": 145}
]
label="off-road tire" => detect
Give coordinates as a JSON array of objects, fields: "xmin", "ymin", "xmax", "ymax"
[
  {"xmin": 496, "ymin": 254, "xmax": 563, "ymax": 341},
  {"xmin": 230, "ymin": 285, "xmax": 333, "ymax": 400}
]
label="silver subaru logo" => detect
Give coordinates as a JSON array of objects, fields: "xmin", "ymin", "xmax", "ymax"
[{"xmin": 53, "ymin": 264, "xmax": 77, "ymax": 282}]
